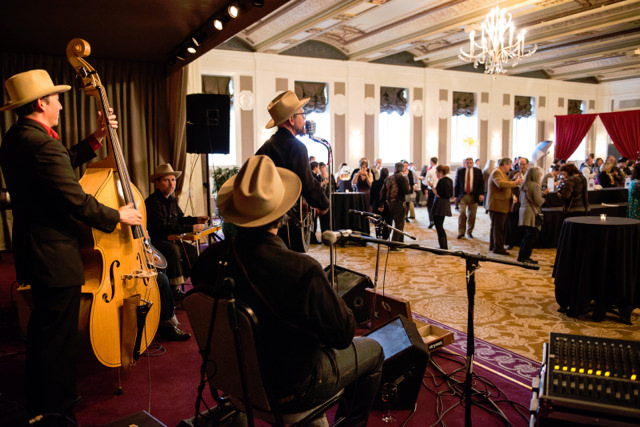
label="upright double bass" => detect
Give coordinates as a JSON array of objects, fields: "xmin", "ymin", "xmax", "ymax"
[{"xmin": 67, "ymin": 38, "xmax": 161, "ymax": 368}]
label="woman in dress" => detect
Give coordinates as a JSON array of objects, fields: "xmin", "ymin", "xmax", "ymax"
[
  {"xmin": 431, "ymin": 164, "xmax": 453, "ymax": 249},
  {"xmin": 628, "ymin": 164, "xmax": 640, "ymax": 220},
  {"xmin": 517, "ymin": 166, "xmax": 547, "ymax": 263},
  {"xmin": 352, "ymin": 159, "xmax": 374, "ymax": 199}
]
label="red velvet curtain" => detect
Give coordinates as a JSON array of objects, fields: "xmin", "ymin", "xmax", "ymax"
[
  {"xmin": 598, "ymin": 110, "xmax": 640, "ymax": 159},
  {"xmin": 554, "ymin": 114, "xmax": 597, "ymax": 160}
]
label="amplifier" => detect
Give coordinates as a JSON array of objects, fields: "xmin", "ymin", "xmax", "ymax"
[{"xmin": 531, "ymin": 332, "xmax": 640, "ymax": 426}]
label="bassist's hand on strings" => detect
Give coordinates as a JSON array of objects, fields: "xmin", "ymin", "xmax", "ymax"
[
  {"xmin": 118, "ymin": 203, "xmax": 142, "ymax": 226},
  {"xmin": 93, "ymin": 108, "xmax": 118, "ymax": 142}
]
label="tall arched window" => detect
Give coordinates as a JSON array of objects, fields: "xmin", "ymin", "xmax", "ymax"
[
  {"xmin": 295, "ymin": 81, "xmax": 331, "ymax": 164},
  {"xmin": 378, "ymin": 86, "xmax": 410, "ymax": 163},
  {"xmin": 450, "ymin": 91, "xmax": 479, "ymax": 164},
  {"xmin": 512, "ymin": 95, "xmax": 537, "ymax": 160}
]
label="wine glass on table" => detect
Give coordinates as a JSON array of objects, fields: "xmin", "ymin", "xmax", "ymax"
[{"xmin": 381, "ymin": 382, "xmax": 398, "ymax": 423}]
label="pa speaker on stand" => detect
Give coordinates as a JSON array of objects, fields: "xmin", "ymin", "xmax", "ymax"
[{"xmin": 186, "ymin": 94, "xmax": 231, "ymax": 154}]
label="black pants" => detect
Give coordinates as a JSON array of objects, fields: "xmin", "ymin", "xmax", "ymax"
[
  {"xmin": 505, "ymin": 203, "xmax": 523, "ymax": 246},
  {"xmin": 282, "ymin": 337, "xmax": 384, "ymax": 427},
  {"xmin": 518, "ymin": 226, "xmax": 539, "ymax": 260},
  {"xmin": 26, "ymin": 285, "xmax": 81, "ymax": 418},
  {"xmin": 489, "ymin": 211, "xmax": 507, "ymax": 251},
  {"xmin": 156, "ymin": 270, "xmax": 175, "ymax": 321},
  {"xmin": 153, "ymin": 240, "xmax": 199, "ymax": 285},
  {"xmin": 426, "ymin": 189, "xmax": 436, "ymax": 224},
  {"xmin": 433, "ymin": 216, "xmax": 448, "ymax": 249},
  {"xmin": 387, "ymin": 200, "xmax": 406, "ymax": 242}
]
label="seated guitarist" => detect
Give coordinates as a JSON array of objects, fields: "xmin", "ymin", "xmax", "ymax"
[{"xmin": 256, "ymin": 91, "xmax": 329, "ymax": 251}]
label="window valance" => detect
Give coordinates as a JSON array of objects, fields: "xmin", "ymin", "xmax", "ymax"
[
  {"xmin": 514, "ymin": 96, "xmax": 534, "ymax": 119},
  {"xmin": 380, "ymin": 86, "xmax": 408, "ymax": 115},
  {"xmin": 452, "ymin": 91, "xmax": 476, "ymax": 117},
  {"xmin": 295, "ymin": 81, "xmax": 327, "ymax": 113}
]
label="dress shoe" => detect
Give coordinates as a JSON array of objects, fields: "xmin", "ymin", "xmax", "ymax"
[
  {"xmin": 506, "ymin": 245, "xmax": 514, "ymax": 250},
  {"xmin": 493, "ymin": 249, "xmax": 509, "ymax": 255},
  {"xmin": 457, "ymin": 234, "xmax": 464, "ymax": 239},
  {"xmin": 428, "ymin": 223, "xmax": 434, "ymax": 229},
  {"xmin": 405, "ymin": 218, "xmax": 411, "ymax": 223},
  {"xmin": 159, "ymin": 324, "xmax": 191, "ymax": 341},
  {"xmin": 390, "ymin": 247, "xmax": 404, "ymax": 253},
  {"xmin": 518, "ymin": 258, "xmax": 538, "ymax": 264},
  {"xmin": 467, "ymin": 232, "xmax": 474, "ymax": 239},
  {"xmin": 172, "ymin": 286, "xmax": 185, "ymax": 302}
]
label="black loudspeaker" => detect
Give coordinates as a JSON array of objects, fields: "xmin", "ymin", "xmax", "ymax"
[
  {"xmin": 186, "ymin": 94, "xmax": 231, "ymax": 154},
  {"xmin": 365, "ymin": 315, "xmax": 429, "ymax": 410},
  {"xmin": 324, "ymin": 265, "xmax": 373, "ymax": 324}
]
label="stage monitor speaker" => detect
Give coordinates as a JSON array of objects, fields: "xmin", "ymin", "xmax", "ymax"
[
  {"xmin": 324, "ymin": 265, "xmax": 373, "ymax": 324},
  {"xmin": 186, "ymin": 94, "xmax": 230, "ymax": 154},
  {"xmin": 365, "ymin": 315, "xmax": 429, "ymax": 410}
]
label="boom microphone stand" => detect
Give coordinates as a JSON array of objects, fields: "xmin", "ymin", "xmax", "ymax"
[
  {"xmin": 305, "ymin": 120, "xmax": 337, "ymax": 288},
  {"xmin": 344, "ymin": 233, "xmax": 539, "ymax": 425}
]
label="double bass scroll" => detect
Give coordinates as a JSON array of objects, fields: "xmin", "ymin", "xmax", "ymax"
[{"xmin": 67, "ymin": 38, "xmax": 161, "ymax": 368}]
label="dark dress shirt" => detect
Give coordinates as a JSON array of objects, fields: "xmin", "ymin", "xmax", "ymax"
[
  {"xmin": 191, "ymin": 228, "xmax": 355, "ymax": 398},
  {"xmin": 256, "ymin": 127, "xmax": 329, "ymax": 210},
  {"xmin": 145, "ymin": 190, "xmax": 198, "ymax": 241}
]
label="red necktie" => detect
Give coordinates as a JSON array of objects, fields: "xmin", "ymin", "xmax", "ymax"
[{"xmin": 465, "ymin": 169, "xmax": 471, "ymax": 194}]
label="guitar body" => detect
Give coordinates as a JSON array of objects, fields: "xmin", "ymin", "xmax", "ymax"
[{"xmin": 281, "ymin": 196, "xmax": 315, "ymax": 253}]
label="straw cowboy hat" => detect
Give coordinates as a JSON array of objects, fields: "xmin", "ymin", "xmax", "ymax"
[
  {"xmin": 150, "ymin": 164, "xmax": 182, "ymax": 181},
  {"xmin": 265, "ymin": 90, "xmax": 309, "ymax": 129},
  {"xmin": 217, "ymin": 155, "xmax": 301, "ymax": 227},
  {"xmin": 0, "ymin": 69, "xmax": 71, "ymax": 111}
]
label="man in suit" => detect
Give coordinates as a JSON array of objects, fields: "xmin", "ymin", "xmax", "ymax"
[
  {"xmin": 454, "ymin": 157, "xmax": 484, "ymax": 239},
  {"xmin": 0, "ymin": 70, "xmax": 142, "ymax": 422},
  {"xmin": 487, "ymin": 158, "xmax": 522, "ymax": 255}
]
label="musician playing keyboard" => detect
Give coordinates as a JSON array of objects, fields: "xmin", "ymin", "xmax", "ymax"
[{"xmin": 145, "ymin": 163, "xmax": 209, "ymax": 301}]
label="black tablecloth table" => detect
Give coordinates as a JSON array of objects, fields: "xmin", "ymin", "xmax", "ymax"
[
  {"xmin": 331, "ymin": 192, "xmax": 370, "ymax": 234},
  {"xmin": 553, "ymin": 216, "xmax": 640, "ymax": 323},
  {"xmin": 543, "ymin": 187, "xmax": 628, "ymax": 207},
  {"xmin": 537, "ymin": 203, "xmax": 628, "ymax": 248}
]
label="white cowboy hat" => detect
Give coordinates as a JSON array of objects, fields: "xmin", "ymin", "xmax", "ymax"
[
  {"xmin": 0, "ymin": 69, "xmax": 71, "ymax": 111},
  {"xmin": 150, "ymin": 164, "xmax": 182, "ymax": 181},
  {"xmin": 217, "ymin": 155, "xmax": 301, "ymax": 227},
  {"xmin": 265, "ymin": 90, "xmax": 309, "ymax": 129}
]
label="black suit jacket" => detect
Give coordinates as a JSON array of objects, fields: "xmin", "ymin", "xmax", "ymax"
[
  {"xmin": 454, "ymin": 167, "xmax": 484, "ymax": 204},
  {"xmin": 0, "ymin": 118, "xmax": 119, "ymax": 288}
]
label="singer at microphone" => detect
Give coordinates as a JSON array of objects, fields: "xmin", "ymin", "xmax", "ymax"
[{"xmin": 321, "ymin": 229, "xmax": 353, "ymax": 246}]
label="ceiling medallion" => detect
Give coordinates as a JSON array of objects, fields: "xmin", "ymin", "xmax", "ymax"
[{"xmin": 459, "ymin": 6, "xmax": 536, "ymax": 74}]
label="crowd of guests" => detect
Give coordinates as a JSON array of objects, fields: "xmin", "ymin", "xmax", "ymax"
[{"xmin": 330, "ymin": 152, "xmax": 640, "ymax": 263}]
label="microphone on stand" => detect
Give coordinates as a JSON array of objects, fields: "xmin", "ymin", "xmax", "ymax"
[
  {"xmin": 305, "ymin": 119, "xmax": 316, "ymax": 136},
  {"xmin": 321, "ymin": 229, "xmax": 353, "ymax": 246},
  {"xmin": 349, "ymin": 209, "xmax": 381, "ymax": 220}
]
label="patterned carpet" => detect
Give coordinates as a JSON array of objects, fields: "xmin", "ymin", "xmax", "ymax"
[{"xmin": 308, "ymin": 205, "xmax": 640, "ymax": 362}]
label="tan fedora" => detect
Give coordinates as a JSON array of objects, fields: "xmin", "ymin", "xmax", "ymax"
[
  {"xmin": 265, "ymin": 90, "xmax": 309, "ymax": 129},
  {"xmin": 150, "ymin": 164, "xmax": 182, "ymax": 181},
  {"xmin": 0, "ymin": 69, "xmax": 71, "ymax": 111},
  {"xmin": 217, "ymin": 155, "xmax": 301, "ymax": 227}
]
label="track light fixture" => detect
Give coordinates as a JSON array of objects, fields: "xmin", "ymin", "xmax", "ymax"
[
  {"xmin": 252, "ymin": 0, "xmax": 264, "ymax": 6},
  {"xmin": 228, "ymin": 3, "xmax": 240, "ymax": 19},
  {"xmin": 213, "ymin": 18, "xmax": 224, "ymax": 31}
]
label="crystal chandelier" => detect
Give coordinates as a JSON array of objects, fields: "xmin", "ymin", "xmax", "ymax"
[{"xmin": 459, "ymin": 6, "xmax": 536, "ymax": 74}]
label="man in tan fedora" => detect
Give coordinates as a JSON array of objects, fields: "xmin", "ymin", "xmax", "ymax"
[
  {"xmin": 256, "ymin": 90, "xmax": 329, "ymax": 251},
  {"xmin": 191, "ymin": 155, "xmax": 383, "ymax": 427},
  {"xmin": 145, "ymin": 163, "xmax": 209, "ymax": 301},
  {"xmin": 0, "ymin": 69, "xmax": 142, "ymax": 422}
]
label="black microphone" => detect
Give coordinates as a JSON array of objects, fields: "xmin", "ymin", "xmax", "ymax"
[
  {"xmin": 321, "ymin": 229, "xmax": 352, "ymax": 246},
  {"xmin": 348, "ymin": 209, "xmax": 381, "ymax": 219},
  {"xmin": 305, "ymin": 120, "xmax": 316, "ymax": 136}
]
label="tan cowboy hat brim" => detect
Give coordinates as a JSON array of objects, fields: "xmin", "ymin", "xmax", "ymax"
[
  {"xmin": 1, "ymin": 70, "xmax": 71, "ymax": 111},
  {"xmin": 150, "ymin": 170, "xmax": 182, "ymax": 181},
  {"xmin": 217, "ymin": 156, "xmax": 301, "ymax": 227},
  {"xmin": 265, "ymin": 91, "xmax": 310, "ymax": 129}
]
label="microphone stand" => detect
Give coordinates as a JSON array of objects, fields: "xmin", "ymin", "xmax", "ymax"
[
  {"xmin": 307, "ymin": 121, "xmax": 336, "ymax": 290},
  {"xmin": 346, "ymin": 233, "xmax": 539, "ymax": 425}
]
